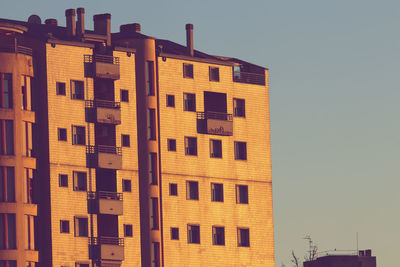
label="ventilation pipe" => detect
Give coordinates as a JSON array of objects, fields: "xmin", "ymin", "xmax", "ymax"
[
  {"xmin": 186, "ymin": 23, "xmax": 194, "ymax": 57},
  {"xmin": 65, "ymin": 9, "xmax": 76, "ymax": 37}
]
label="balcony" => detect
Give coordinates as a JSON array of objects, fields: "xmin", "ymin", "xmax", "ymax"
[
  {"xmin": 86, "ymin": 145, "xmax": 122, "ymax": 169},
  {"xmin": 88, "ymin": 191, "xmax": 123, "ymax": 215},
  {"xmin": 84, "ymin": 55, "xmax": 120, "ymax": 80},
  {"xmin": 89, "ymin": 237, "xmax": 124, "ymax": 262},
  {"xmin": 85, "ymin": 100, "xmax": 121, "ymax": 125},
  {"xmin": 233, "ymin": 70, "xmax": 265, "ymax": 86},
  {"xmin": 0, "ymin": 44, "xmax": 32, "ymax": 56},
  {"xmin": 197, "ymin": 111, "xmax": 233, "ymax": 136}
]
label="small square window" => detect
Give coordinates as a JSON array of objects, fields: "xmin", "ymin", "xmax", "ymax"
[
  {"xmin": 187, "ymin": 224, "xmax": 200, "ymax": 244},
  {"xmin": 72, "ymin": 126, "xmax": 85, "ymax": 145},
  {"xmin": 71, "ymin": 80, "xmax": 84, "ymax": 100},
  {"xmin": 186, "ymin": 181, "xmax": 199, "ymax": 200},
  {"xmin": 166, "ymin": 95, "xmax": 175, "ymax": 107},
  {"xmin": 124, "ymin": 224, "xmax": 133, "ymax": 237},
  {"xmin": 74, "ymin": 217, "xmax": 88, "ymax": 237},
  {"xmin": 211, "ymin": 183, "xmax": 223, "ymax": 202},
  {"xmin": 59, "ymin": 174, "xmax": 68, "ymax": 187},
  {"xmin": 73, "ymin": 171, "xmax": 87, "ymax": 191},
  {"xmin": 183, "ymin": 93, "xmax": 196, "ymax": 112},
  {"xmin": 237, "ymin": 228, "xmax": 250, "ymax": 247},
  {"xmin": 167, "ymin": 139, "xmax": 176, "ymax": 152},
  {"xmin": 233, "ymin": 98, "xmax": 246, "ymax": 117},
  {"xmin": 212, "ymin": 226, "xmax": 225, "ymax": 245},
  {"xmin": 234, "ymin": 141, "xmax": 247, "ymax": 160},
  {"xmin": 122, "ymin": 179, "xmax": 131, "ymax": 192},
  {"xmin": 122, "ymin": 134, "xmax": 130, "ymax": 147},
  {"xmin": 183, "ymin": 63, "xmax": 194, "ymax": 78},
  {"xmin": 184, "ymin": 137, "xmax": 197, "ymax": 156},
  {"xmin": 56, "ymin": 82, "xmax": 66, "ymax": 95},
  {"xmin": 209, "ymin": 67, "xmax": 220, "ymax": 82},
  {"xmin": 58, "ymin": 128, "xmax": 67, "ymax": 141},
  {"xmin": 236, "ymin": 185, "xmax": 249, "ymax": 204},
  {"xmin": 60, "ymin": 220, "xmax": 70, "ymax": 233},
  {"xmin": 171, "ymin": 227, "xmax": 179, "ymax": 240},
  {"xmin": 210, "ymin": 139, "xmax": 222, "ymax": 158},
  {"xmin": 121, "ymin": 89, "xmax": 129, "ymax": 102},
  {"xmin": 169, "ymin": 183, "xmax": 178, "ymax": 196}
]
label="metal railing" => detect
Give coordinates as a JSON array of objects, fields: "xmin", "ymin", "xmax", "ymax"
[
  {"xmin": 0, "ymin": 45, "xmax": 32, "ymax": 56},
  {"xmin": 86, "ymin": 145, "xmax": 122, "ymax": 155},
  {"xmin": 85, "ymin": 100, "xmax": 121, "ymax": 109},
  {"xmin": 197, "ymin": 111, "xmax": 233, "ymax": 121},
  {"xmin": 84, "ymin": 55, "xmax": 120, "ymax": 65},
  {"xmin": 89, "ymin": 236, "xmax": 124, "ymax": 246},
  {"xmin": 87, "ymin": 191, "xmax": 123, "ymax": 200},
  {"xmin": 233, "ymin": 71, "xmax": 265, "ymax": 86}
]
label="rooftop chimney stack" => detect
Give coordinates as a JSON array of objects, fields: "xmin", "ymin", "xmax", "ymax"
[
  {"xmin": 93, "ymin": 14, "xmax": 111, "ymax": 46},
  {"xmin": 120, "ymin": 23, "xmax": 141, "ymax": 34},
  {"xmin": 76, "ymin": 8, "xmax": 85, "ymax": 36},
  {"xmin": 65, "ymin": 9, "xmax": 76, "ymax": 37},
  {"xmin": 45, "ymin": 19, "xmax": 58, "ymax": 26},
  {"xmin": 186, "ymin": 23, "xmax": 194, "ymax": 57}
]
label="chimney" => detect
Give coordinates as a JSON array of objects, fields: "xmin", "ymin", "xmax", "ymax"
[
  {"xmin": 186, "ymin": 23, "xmax": 194, "ymax": 57},
  {"xmin": 45, "ymin": 19, "xmax": 58, "ymax": 26},
  {"xmin": 65, "ymin": 9, "xmax": 76, "ymax": 37},
  {"xmin": 93, "ymin": 14, "xmax": 111, "ymax": 46},
  {"xmin": 76, "ymin": 8, "xmax": 85, "ymax": 36},
  {"xmin": 120, "ymin": 23, "xmax": 141, "ymax": 34}
]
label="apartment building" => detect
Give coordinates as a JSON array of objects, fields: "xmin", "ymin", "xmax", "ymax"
[{"xmin": 0, "ymin": 8, "xmax": 273, "ymax": 267}]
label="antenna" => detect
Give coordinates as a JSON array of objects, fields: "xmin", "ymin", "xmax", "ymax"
[{"xmin": 356, "ymin": 232, "xmax": 359, "ymax": 255}]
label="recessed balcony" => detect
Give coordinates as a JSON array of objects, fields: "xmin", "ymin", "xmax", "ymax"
[
  {"xmin": 87, "ymin": 191, "xmax": 123, "ymax": 215},
  {"xmin": 84, "ymin": 55, "xmax": 120, "ymax": 80},
  {"xmin": 86, "ymin": 145, "xmax": 122, "ymax": 169},
  {"xmin": 85, "ymin": 100, "xmax": 121, "ymax": 125},
  {"xmin": 197, "ymin": 111, "xmax": 233, "ymax": 136},
  {"xmin": 89, "ymin": 237, "xmax": 124, "ymax": 262},
  {"xmin": 233, "ymin": 69, "xmax": 266, "ymax": 86}
]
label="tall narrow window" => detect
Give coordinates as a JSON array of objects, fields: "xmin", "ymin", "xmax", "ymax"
[
  {"xmin": 211, "ymin": 183, "xmax": 224, "ymax": 202},
  {"xmin": 56, "ymin": 82, "xmax": 66, "ymax": 96},
  {"xmin": 187, "ymin": 224, "xmax": 200, "ymax": 244},
  {"xmin": 148, "ymin": 109, "xmax": 156, "ymax": 140},
  {"xmin": 237, "ymin": 228, "xmax": 250, "ymax": 247},
  {"xmin": 234, "ymin": 141, "xmax": 247, "ymax": 160},
  {"xmin": 1, "ymin": 73, "xmax": 13, "ymax": 108},
  {"xmin": 183, "ymin": 93, "xmax": 196, "ymax": 111},
  {"xmin": 210, "ymin": 139, "xmax": 222, "ymax": 158},
  {"xmin": 71, "ymin": 80, "xmax": 84, "ymax": 100},
  {"xmin": 73, "ymin": 171, "xmax": 87, "ymax": 191},
  {"xmin": 72, "ymin": 126, "xmax": 85, "ymax": 145},
  {"xmin": 212, "ymin": 226, "xmax": 225, "ymax": 245},
  {"xmin": 0, "ymin": 213, "xmax": 16, "ymax": 249},
  {"xmin": 186, "ymin": 181, "xmax": 199, "ymax": 200},
  {"xmin": 25, "ymin": 169, "xmax": 33, "ymax": 204},
  {"xmin": 74, "ymin": 217, "xmax": 88, "ymax": 237},
  {"xmin": 0, "ymin": 120, "xmax": 14, "ymax": 155},
  {"xmin": 151, "ymin": 242, "xmax": 160, "ymax": 267},
  {"xmin": 150, "ymin": 198, "xmax": 159, "ymax": 230},
  {"xmin": 25, "ymin": 215, "xmax": 35, "ymax": 250},
  {"xmin": 236, "ymin": 185, "xmax": 249, "ymax": 204},
  {"xmin": 23, "ymin": 122, "xmax": 33, "ymax": 157},
  {"xmin": 184, "ymin": 137, "xmax": 197, "ymax": 156},
  {"xmin": 146, "ymin": 61, "xmax": 155, "ymax": 96},
  {"xmin": 0, "ymin": 167, "xmax": 15, "ymax": 202},
  {"xmin": 233, "ymin": 98, "xmax": 246, "ymax": 117},
  {"xmin": 149, "ymin": 153, "xmax": 158, "ymax": 185},
  {"xmin": 21, "ymin": 75, "xmax": 27, "ymax": 110}
]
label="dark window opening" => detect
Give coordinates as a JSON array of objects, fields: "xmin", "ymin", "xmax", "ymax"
[
  {"xmin": 236, "ymin": 185, "xmax": 249, "ymax": 204},
  {"xmin": 122, "ymin": 179, "xmax": 131, "ymax": 192},
  {"xmin": 167, "ymin": 139, "xmax": 176, "ymax": 151},
  {"xmin": 171, "ymin": 227, "xmax": 179, "ymax": 240},
  {"xmin": 124, "ymin": 224, "xmax": 133, "ymax": 237},
  {"xmin": 183, "ymin": 63, "xmax": 194, "ymax": 78},
  {"xmin": 211, "ymin": 183, "xmax": 224, "ymax": 202},
  {"xmin": 74, "ymin": 217, "xmax": 88, "ymax": 237},
  {"xmin": 234, "ymin": 141, "xmax": 247, "ymax": 160},
  {"xmin": 186, "ymin": 181, "xmax": 199, "ymax": 200},
  {"xmin": 238, "ymin": 228, "xmax": 250, "ymax": 247},
  {"xmin": 166, "ymin": 94, "xmax": 175, "ymax": 107},
  {"xmin": 149, "ymin": 153, "xmax": 158, "ymax": 185},
  {"xmin": 56, "ymin": 82, "xmax": 66, "ymax": 95},
  {"xmin": 187, "ymin": 224, "xmax": 200, "ymax": 244},
  {"xmin": 59, "ymin": 174, "xmax": 68, "ymax": 187},
  {"xmin": 148, "ymin": 109, "xmax": 156, "ymax": 140},
  {"xmin": 58, "ymin": 128, "xmax": 67, "ymax": 141},
  {"xmin": 146, "ymin": 61, "xmax": 155, "ymax": 96},
  {"xmin": 0, "ymin": 120, "xmax": 14, "ymax": 155},
  {"xmin": 233, "ymin": 98, "xmax": 246, "ymax": 117},
  {"xmin": 73, "ymin": 171, "xmax": 87, "ymax": 191},
  {"xmin": 71, "ymin": 80, "xmax": 84, "ymax": 100},
  {"xmin": 185, "ymin": 137, "xmax": 197, "ymax": 156},
  {"xmin": 209, "ymin": 67, "xmax": 220, "ymax": 82},
  {"xmin": 183, "ymin": 93, "xmax": 196, "ymax": 112},
  {"xmin": 212, "ymin": 226, "xmax": 225, "ymax": 245},
  {"xmin": 204, "ymin": 91, "xmax": 227, "ymax": 114},
  {"xmin": 0, "ymin": 73, "xmax": 13, "ymax": 108},
  {"xmin": 151, "ymin": 242, "xmax": 160, "ymax": 267},
  {"xmin": 122, "ymin": 134, "xmax": 130, "ymax": 147},
  {"xmin": 0, "ymin": 167, "xmax": 15, "ymax": 202},
  {"xmin": 120, "ymin": 89, "xmax": 129, "ymax": 102},
  {"xmin": 150, "ymin": 198, "xmax": 159, "ymax": 230},
  {"xmin": 72, "ymin": 126, "xmax": 85, "ymax": 145},
  {"xmin": 60, "ymin": 220, "xmax": 70, "ymax": 233},
  {"xmin": 210, "ymin": 139, "xmax": 222, "ymax": 158},
  {"xmin": 169, "ymin": 183, "xmax": 178, "ymax": 196}
]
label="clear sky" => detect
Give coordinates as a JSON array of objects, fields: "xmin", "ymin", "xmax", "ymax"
[{"xmin": 1, "ymin": 0, "xmax": 398, "ymax": 266}]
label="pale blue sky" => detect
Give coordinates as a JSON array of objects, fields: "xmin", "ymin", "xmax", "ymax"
[{"xmin": 2, "ymin": 0, "xmax": 398, "ymax": 266}]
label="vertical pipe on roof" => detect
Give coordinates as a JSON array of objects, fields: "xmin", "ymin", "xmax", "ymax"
[
  {"xmin": 65, "ymin": 9, "xmax": 76, "ymax": 37},
  {"xmin": 186, "ymin": 23, "xmax": 194, "ymax": 57}
]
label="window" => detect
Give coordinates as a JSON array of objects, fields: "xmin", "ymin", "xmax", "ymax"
[
  {"xmin": 120, "ymin": 89, "xmax": 129, "ymax": 102},
  {"xmin": 71, "ymin": 80, "xmax": 84, "ymax": 100},
  {"xmin": 73, "ymin": 171, "xmax": 87, "ymax": 191},
  {"xmin": 0, "ymin": 167, "xmax": 15, "ymax": 202},
  {"xmin": 210, "ymin": 139, "xmax": 222, "ymax": 158},
  {"xmin": 60, "ymin": 220, "xmax": 70, "ymax": 233},
  {"xmin": 148, "ymin": 109, "xmax": 156, "ymax": 140},
  {"xmin": 151, "ymin": 242, "xmax": 160, "ymax": 267},
  {"xmin": 212, "ymin": 226, "xmax": 225, "ymax": 245},
  {"xmin": 146, "ymin": 61, "xmax": 155, "ymax": 96},
  {"xmin": 23, "ymin": 122, "xmax": 33, "ymax": 157},
  {"xmin": 211, "ymin": 183, "xmax": 223, "ymax": 202},
  {"xmin": 186, "ymin": 181, "xmax": 199, "ymax": 200},
  {"xmin": 169, "ymin": 183, "xmax": 178, "ymax": 196},
  {"xmin": 21, "ymin": 75, "xmax": 32, "ymax": 110},
  {"xmin": 166, "ymin": 94, "xmax": 175, "ymax": 107},
  {"xmin": 122, "ymin": 179, "xmax": 131, "ymax": 192},
  {"xmin": 236, "ymin": 185, "xmax": 249, "ymax": 204},
  {"xmin": 237, "ymin": 228, "xmax": 250, "ymax": 247},
  {"xmin": 25, "ymin": 215, "xmax": 35, "ymax": 250},
  {"xmin": 72, "ymin": 126, "xmax": 85, "ymax": 145},
  {"xmin": 1, "ymin": 73, "xmax": 13, "ymax": 108},
  {"xmin": 58, "ymin": 128, "xmax": 67, "ymax": 141},
  {"xmin": 183, "ymin": 63, "xmax": 193, "ymax": 78},
  {"xmin": 171, "ymin": 227, "xmax": 179, "ymax": 240},
  {"xmin": 59, "ymin": 174, "xmax": 68, "ymax": 187},
  {"xmin": 234, "ymin": 141, "xmax": 247, "ymax": 160},
  {"xmin": 183, "ymin": 93, "xmax": 196, "ymax": 111},
  {"xmin": 209, "ymin": 67, "xmax": 220, "ymax": 82},
  {"xmin": 187, "ymin": 224, "xmax": 200, "ymax": 244},
  {"xmin": 0, "ymin": 213, "xmax": 16, "ymax": 249},
  {"xmin": 149, "ymin": 153, "xmax": 158, "ymax": 185},
  {"xmin": 0, "ymin": 261, "xmax": 16, "ymax": 267},
  {"xmin": 56, "ymin": 82, "xmax": 66, "ymax": 95},
  {"xmin": 74, "ymin": 217, "xmax": 88, "ymax": 237},
  {"xmin": 122, "ymin": 134, "xmax": 130, "ymax": 147},
  {"xmin": 167, "ymin": 139, "xmax": 176, "ymax": 152},
  {"xmin": 150, "ymin": 198, "xmax": 159, "ymax": 230},
  {"xmin": 184, "ymin": 137, "xmax": 197, "ymax": 156},
  {"xmin": 124, "ymin": 224, "xmax": 133, "ymax": 237},
  {"xmin": 0, "ymin": 120, "xmax": 14, "ymax": 155},
  {"xmin": 233, "ymin": 98, "xmax": 246, "ymax": 117},
  {"xmin": 24, "ymin": 169, "xmax": 33, "ymax": 204}
]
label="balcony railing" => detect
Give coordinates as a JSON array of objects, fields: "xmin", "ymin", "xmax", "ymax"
[
  {"xmin": 233, "ymin": 71, "xmax": 265, "ymax": 86},
  {"xmin": 88, "ymin": 191, "xmax": 123, "ymax": 201},
  {"xmin": 84, "ymin": 55, "xmax": 120, "ymax": 65},
  {"xmin": 0, "ymin": 45, "xmax": 32, "ymax": 56},
  {"xmin": 197, "ymin": 111, "xmax": 233, "ymax": 121},
  {"xmin": 89, "ymin": 237, "xmax": 124, "ymax": 246},
  {"xmin": 197, "ymin": 111, "xmax": 233, "ymax": 136},
  {"xmin": 87, "ymin": 145, "xmax": 122, "ymax": 155},
  {"xmin": 85, "ymin": 100, "xmax": 121, "ymax": 109}
]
